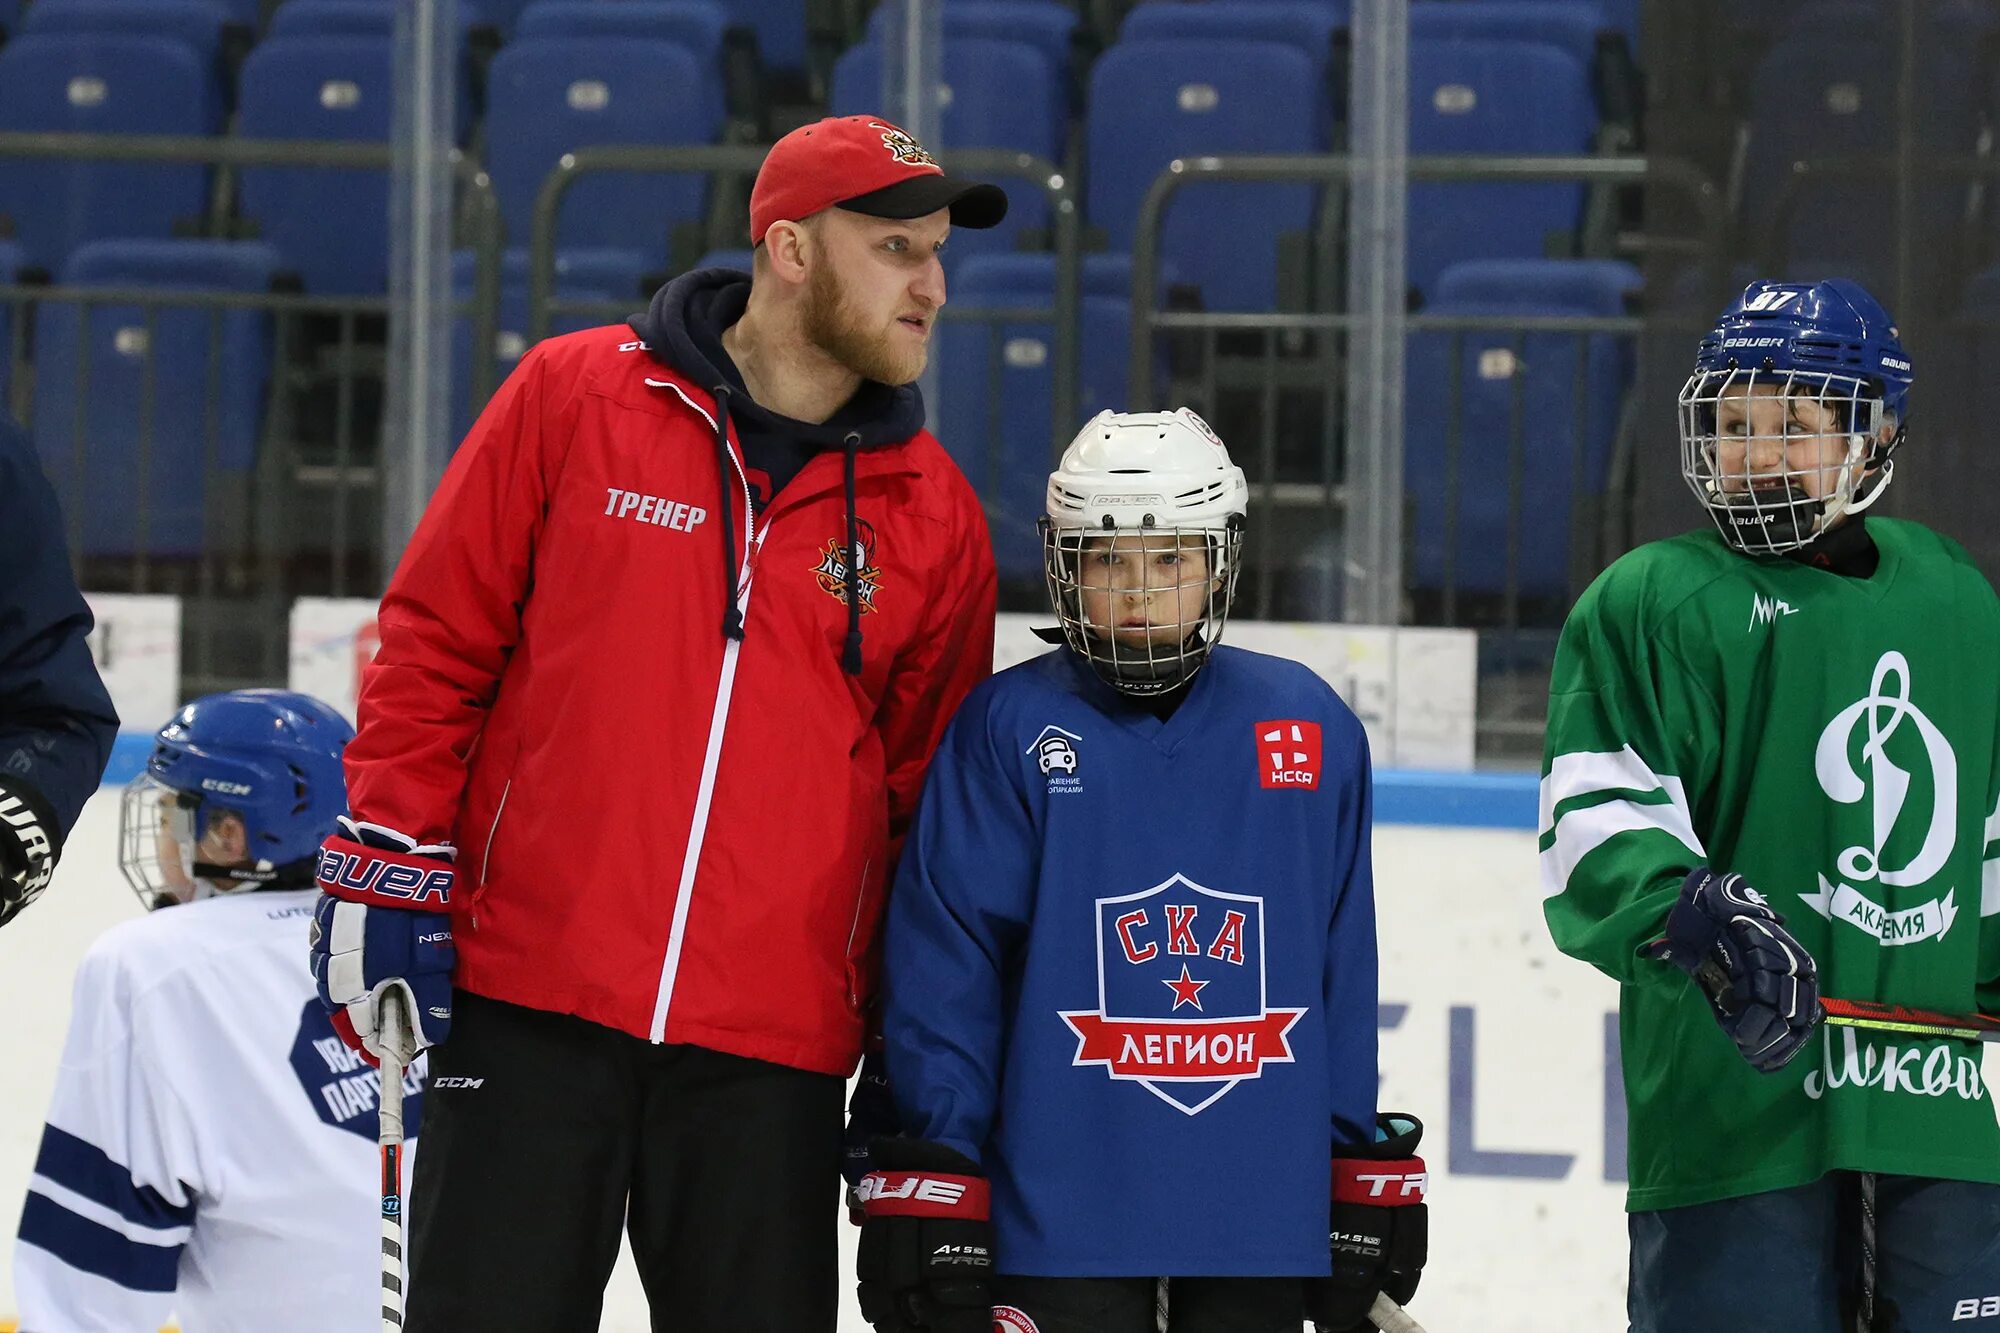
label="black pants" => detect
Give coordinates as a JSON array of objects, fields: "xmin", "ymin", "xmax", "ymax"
[
  {"xmin": 993, "ymin": 1275, "xmax": 1307, "ymax": 1333},
  {"xmin": 405, "ymin": 991, "xmax": 845, "ymax": 1332}
]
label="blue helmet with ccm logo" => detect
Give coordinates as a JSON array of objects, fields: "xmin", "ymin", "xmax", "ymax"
[
  {"xmin": 1680, "ymin": 278, "xmax": 1913, "ymax": 555},
  {"xmin": 120, "ymin": 690, "xmax": 353, "ymax": 907}
]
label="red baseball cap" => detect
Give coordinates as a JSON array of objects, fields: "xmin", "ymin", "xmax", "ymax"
[{"xmin": 748, "ymin": 114, "xmax": 1009, "ymax": 246}]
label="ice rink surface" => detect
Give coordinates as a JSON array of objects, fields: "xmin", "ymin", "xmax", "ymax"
[{"xmin": 0, "ymin": 789, "xmax": 1632, "ymax": 1330}]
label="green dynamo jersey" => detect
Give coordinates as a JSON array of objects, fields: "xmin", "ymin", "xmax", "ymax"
[{"xmin": 1542, "ymin": 518, "xmax": 2000, "ymax": 1211}]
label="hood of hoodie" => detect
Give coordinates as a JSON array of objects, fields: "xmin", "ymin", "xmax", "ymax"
[{"xmin": 628, "ymin": 267, "xmax": 927, "ymax": 451}]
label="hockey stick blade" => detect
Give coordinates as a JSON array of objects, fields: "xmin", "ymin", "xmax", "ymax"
[
  {"xmin": 1820, "ymin": 998, "xmax": 2000, "ymax": 1044},
  {"xmin": 1370, "ymin": 1292, "xmax": 1427, "ymax": 1333}
]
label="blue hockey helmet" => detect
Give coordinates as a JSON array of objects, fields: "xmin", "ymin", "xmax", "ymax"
[
  {"xmin": 1679, "ymin": 278, "xmax": 1913, "ymax": 555},
  {"xmin": 119, "ymin": 689, "xmax": 353, "ymax": 908}
]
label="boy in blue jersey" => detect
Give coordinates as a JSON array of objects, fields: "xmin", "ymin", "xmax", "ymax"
[{"xmin": 854, "ymin": 409, "xmax": 1429, "ymax": 1333}]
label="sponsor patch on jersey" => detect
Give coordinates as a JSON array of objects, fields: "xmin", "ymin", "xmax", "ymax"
[
  {"xmin": 288, "ymin": 1000, "xmax": 428, "ymax": 1142},
  {"xmin": 813, "ymin": 517, "xmax": 883, "ymax": 615},
  {"xmin": 993, "ymin": 1307, "xmax": 1041, "ymax": 1333},
  {"xmin": 1059, "ymin": 873, "xmax": 1305, "ymax": 1115},
  {"xmin": 1026, "ymin": 725, "xmax": 1083, "ymax": 793},
  {"xmin": 1256, "ymin": 719, "xmax": 1322, "ymax": 789}
]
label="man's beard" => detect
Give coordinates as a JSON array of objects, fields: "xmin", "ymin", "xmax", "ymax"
[{"xmin": 801, "ymin": 261, "xmax": 927, "ymax": 386}]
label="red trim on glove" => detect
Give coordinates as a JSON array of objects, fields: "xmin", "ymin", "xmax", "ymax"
[
  {"xmin": 858, "ymin": 1170, "xmax": 991, "ymax": 1221},
  {"xmin": 1331, "ymin": 1157, "xmax": 1428, "ymax": 1207},
  {"xmin": 317, "ymin": 835, "xmax": 455, "ymax": 909},
  {"xmin": 329, "ymin": 1008, "xmax": 381, "ymax": 1068}
]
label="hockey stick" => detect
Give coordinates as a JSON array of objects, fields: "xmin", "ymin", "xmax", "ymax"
[
  {"xmin": 1370, "ymin": 1293, "xmax": 1427, "ymax": 1333},
  {"xmin": 1857, "ymin": 1170, "xmax": 1877, "ymax": 1333},
  {"xmin": 377, "ymin": 988, "xmax": 417, "ymax": 1332},
  {"xmin": 1819, "ymin": 998, "xmax": 2000, "ymax": 1044}
]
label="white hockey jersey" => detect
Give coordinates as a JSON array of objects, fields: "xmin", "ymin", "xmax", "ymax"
[{"xmin": 13, "ymin": 888, "xmax": 426, "ymax": 1333}]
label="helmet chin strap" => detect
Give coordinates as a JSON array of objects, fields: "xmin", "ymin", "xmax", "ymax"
[{"xmin": 1816, "ymin": 436, "xmax": 1892, "ymax": 535}]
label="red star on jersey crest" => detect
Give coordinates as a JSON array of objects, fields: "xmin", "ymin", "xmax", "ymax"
[{"xmin": 1162, "ymin": 964, "xmax": 1210, "ymax": 1011}]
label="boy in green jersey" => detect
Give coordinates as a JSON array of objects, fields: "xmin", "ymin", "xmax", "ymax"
[{"xmin": 1542, "ymin": 278, "xmax": 2000, "ymax": 1332}]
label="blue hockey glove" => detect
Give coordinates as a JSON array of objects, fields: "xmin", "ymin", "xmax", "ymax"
[
  {"xmin": 309, "ymin": 817, "xmax": 456, "ymax": 1066},
  {"xmin": 1642, "ymin": 868, "xmax": 1822, "ymax": 1072}
]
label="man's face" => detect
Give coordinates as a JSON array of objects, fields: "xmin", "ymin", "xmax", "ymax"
[
  {"xmin": 800, "ymin": 208, "xmax": 950, "ymax": 386},
  {"xmin": 1711, "ymin": 379, "xmax": 1874, "ymax": 502},
  {"xmin": 1076, "ymin": 533, "xmax": 1215, "ymax": 650}
]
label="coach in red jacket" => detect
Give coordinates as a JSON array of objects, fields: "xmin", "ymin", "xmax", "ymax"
[{"xmin": 308, "ymin": 116, "xmax": 1001, "ymax": 1330}]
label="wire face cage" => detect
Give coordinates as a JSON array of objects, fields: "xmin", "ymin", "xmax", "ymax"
[
  {"xmin": 1678, "ymin": 366, "xmax": 1891, "ymax": 556},
  {"xmin": 1042, "ymin": 519, "xmax": 1244, "ymax": 696}
]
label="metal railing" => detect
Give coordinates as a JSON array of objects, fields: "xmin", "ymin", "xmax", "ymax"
[
  {"xmin": 521, "ymin": 143, "xmax": 1084, "ymax": 436},
  {"xmin": 1123, "ymin": 153, "xmax": 1726, "ymax": 630},
  {"xmin": 0, "ymin": 132, "xmax": 501, "ymax": 691}
]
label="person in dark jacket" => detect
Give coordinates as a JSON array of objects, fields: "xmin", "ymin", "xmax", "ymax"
[
  {"xmin": 0, "ymin": 414, "xmax": 118, "ymax": 926},
  {"xmin": 307, "ymin": 116, "xmax": 1004, "ymax": 1330}
]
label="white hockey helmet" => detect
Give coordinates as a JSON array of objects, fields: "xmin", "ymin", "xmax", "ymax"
[{"xmin": 1039, "ymin": 408, "xmax": 1249, "ymax": 695}]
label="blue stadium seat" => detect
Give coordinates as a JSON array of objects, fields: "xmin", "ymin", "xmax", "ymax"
[
  {"xmin": 1404, "ymin": 258, "xmax": 1638, "ymax": 603},
  {"xmin": 864, "ymin": 0, "xmax": 1079, "ymax": 110},
  {"xmin": 270, "ymin": 0, "xmax": 496, "ymax": 33},
  {"xmin": 451, "ymin": 247, "xmax": 650, "ymax": 443},
  {"xmin": 0, "ymin": 34, "xmax": 222, "ymax": 273},
  {"xmin": 0, "ymin": 240, "xmax": 21, "ymax": 403},
  {"xmin": 514, "ymin": 2, "xmax": 729, "ymax": 131},
  {"xmin": 1411, "ymin": 1, "xmax": 1604, "ymax": 72},
  {"xmin": 1086, "ymin": 37, "xmax": 1323, "ymax": 312},
  {"xmin": 1741, "ymin": 1, "xmax": 1993, "ymax": 304},
  {"xmin": 936, "ymin": 252, "xmax": 1138, "ymax": 580},
  {"xmin": 723, "ymin": 0, "xmax": 806, "ymax": 75},
  {"xmin": 832, "ymin": 37, "xmax": 1060, "ymax": 269},
  {"xmin": 1405, "ymin": 31, "xmax": 1596, "ymax": 302},
  {"xmin": 235, "ymin": 35, "xmax": 397, "ymax": 295},
  {"xmin": 483, "ymin": 31, "xmax": 722, "ymax": 262},
  {"xmin": 1119, "ymin": 1, "xmax": 1345, "ymax": 82},
  {"xmin": 21, "ymin": 0, "xmax": 232, "ymax": 67},
  {"xmin": 32, "ymin": 240, "xmax": 281, "ymax": 559}
]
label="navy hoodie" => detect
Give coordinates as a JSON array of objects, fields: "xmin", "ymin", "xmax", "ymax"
[
  {"xmin": 628, "ymin": 267, "xmax": 928, "ymax": 508},
  {"xmin": 0, "ymin": 415, "xmax": 118, "ymax": 858}
]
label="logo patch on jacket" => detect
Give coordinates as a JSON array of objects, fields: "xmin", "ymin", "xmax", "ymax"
[
  {"xmin": 1060, "ymin": 873, "xmax": 1305, "ymax": 1116},
  {"xmin": 813, "ymin": 519, "xmax": 883, "ymax": 614}
]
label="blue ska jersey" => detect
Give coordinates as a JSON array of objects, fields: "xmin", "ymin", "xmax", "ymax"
[
  {"xmin": 14, "ymin": 888, "xmax": 427, "ymax": 1333},
  {"xmin": 882, "ymin": 646, "xmax": 1378, "ymax": 1277}
]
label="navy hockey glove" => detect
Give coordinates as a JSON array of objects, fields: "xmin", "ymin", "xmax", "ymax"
[
  {"xmin": 0, "ymin": 776, "xmax": 58, "ymax": 928},
  {"xmin": 1308, "ymin": 1113, "xmax": 1428, "ymax": 1333},
  {"xmin": 310, "ymin": 817, "xmax": 456, "ymax": 1066},
  {"xmin": 1642, "ymin": 868, "xmax": 1822, "ymax": 1073},
  {"xmin": 843, "ymin": 1045, "xmax": 897, "ymax": 1222},
  {"xmin": 856, "ymin": 1138, "xmax": 993, "ymax": 1333}
]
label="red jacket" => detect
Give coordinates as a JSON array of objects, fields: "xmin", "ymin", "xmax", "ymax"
[{"xmin": 342, "ymin": 325, "xmax": 996, "ymax": 1075}]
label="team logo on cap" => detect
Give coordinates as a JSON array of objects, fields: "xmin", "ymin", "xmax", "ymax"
[
  {"xmin": 1060, "ymin": 872, "xmax": 1305, "ymax": 1116},
  {"xmin": 813, "ymin": 517, "xmax": 883, "ymax": 614},
  {"xmin": 869, "ymin": 121, "xmax": 939, "ymax": 170}
]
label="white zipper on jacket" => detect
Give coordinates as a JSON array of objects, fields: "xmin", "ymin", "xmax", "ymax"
[
  {"xmin": 469, "ymin": 778, "xmax": 511, "ymax": 931},
  {"xmin": 646, "ymin": 378, "xmax": 768, "ymax": 1042}
]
